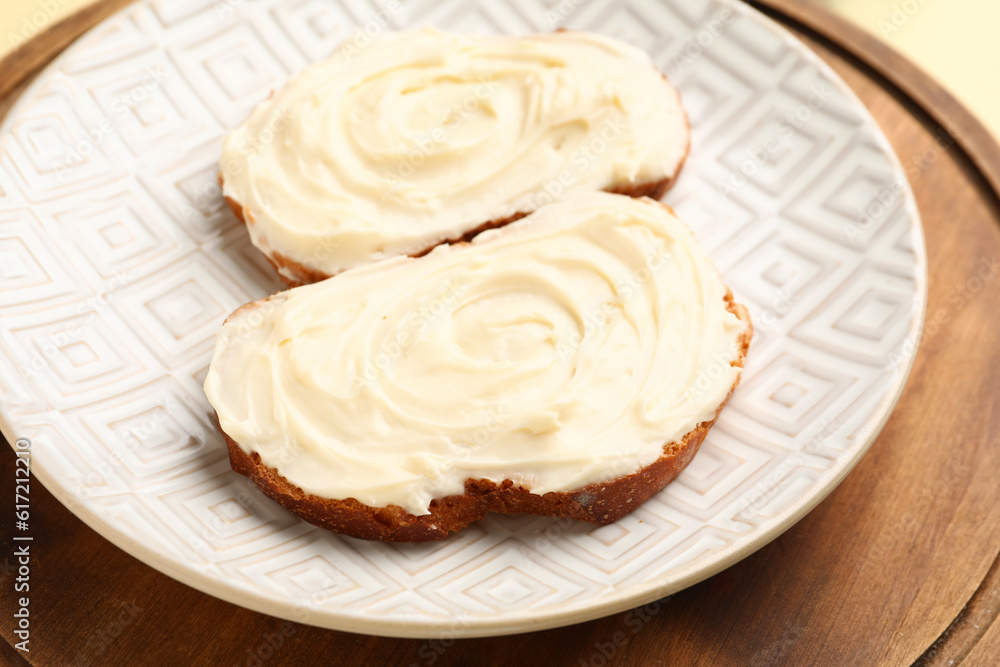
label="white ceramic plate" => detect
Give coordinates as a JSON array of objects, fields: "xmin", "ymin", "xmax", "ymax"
[{"xmin": 0, "ymin": 0, "xmax": 925, "ymax": 638}]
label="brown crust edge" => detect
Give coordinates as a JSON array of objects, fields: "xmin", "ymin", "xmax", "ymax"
[
  {"xmin": 219, "ymin": 287, "xmax": 751, "ymax": 543},
  {"xmin": 218, "ymin": 67, "xmax": 692, "ymax": 290},
  {"xmin": 221, "ymin": 171, "xmax": 686, "ymax": 289},
  {"xmin": 219, "ymin": 35, "xmax": 692, "ymax": 289}
]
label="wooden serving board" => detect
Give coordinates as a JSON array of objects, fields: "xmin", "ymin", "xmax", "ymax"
[{"xmin": 2, "ymin": 1, "xmax": 999, "ymax": 664}]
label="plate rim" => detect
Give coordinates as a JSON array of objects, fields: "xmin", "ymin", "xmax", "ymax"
[{"xmin": 0, "ymin": 0, "xmax": 928, "ymax": 638}]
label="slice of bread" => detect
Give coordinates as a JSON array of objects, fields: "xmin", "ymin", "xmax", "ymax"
[
  {"xmin": 205, "ymin": 193, "xmax": 752, "ymax": 542},
  {"xmin": 222, "ymin": 292, "xmax": 749, "ymax": 541},
  {"xmin": 221, "ymin": 176, "xmax": 678, "ymax": 288},
  {"xmin": 219, "ymin": 28, "xmax": 690, "ymax": 287}
]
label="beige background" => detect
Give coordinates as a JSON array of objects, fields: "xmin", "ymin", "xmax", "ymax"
[{"xmin": 1, "ymin": 0, "xmax": 997, "ymax": 138}]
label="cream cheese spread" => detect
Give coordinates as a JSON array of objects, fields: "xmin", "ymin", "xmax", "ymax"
[
  {"xmin": 204, "ymin": 193, "xmax": 748, "ymax": 515},
  {"xmin": 219, "ymin": 28, "xmax": 689, "ymax": 279}
]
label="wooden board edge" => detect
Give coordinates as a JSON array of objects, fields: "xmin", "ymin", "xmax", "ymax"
[
  {"xmin": 1, "ymin": 0, "xmax": 999, "ymax": 662},
  {"xmin": 750, "ymin": 2, "xmax": 1000, "ymax": 664},
  {"xmin": 3, "ymin": 0, "xmax": 998, "ymax": 202},
  {"xmin": 750, "ymin": 0, "xmax": 1000, "ymax": 205},
  {"xmin": 0, "ymin": 0, "xmax": 137, "ymax": 102}
]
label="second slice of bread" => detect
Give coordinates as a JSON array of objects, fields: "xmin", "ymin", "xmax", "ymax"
[
  {"xmin": 219, "ymin": 28, "xmax": 691, "ymax": 287},
  {"xmin": 220, "ymin": 291, "xmax": 750, "ymax": 541},
  {"xmin": 205, "ymin": 193, "xmax": 753, "ymax": 542},
  {"xmin": 222, "ymin": 176, "xmax": 678, "ymax": 288}
]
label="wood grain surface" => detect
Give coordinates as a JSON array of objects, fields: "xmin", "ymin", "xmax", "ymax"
[{"xmin": 2, "ymin": 1, "xmax": 999, "ymax": 665}]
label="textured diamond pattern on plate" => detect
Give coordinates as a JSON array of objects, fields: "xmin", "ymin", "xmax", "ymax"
[{"xmin": 0, "ymin": 0, "xmax": 925, "ymax": 635}]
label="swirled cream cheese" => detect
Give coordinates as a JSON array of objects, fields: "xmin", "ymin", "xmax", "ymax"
[
  {"xmin": 205, "ymin": 193, "xmax": 749, "ymax": 515},
  {"xmin": 220, "ymin": 27, "xmax": 689, "ymax": 279}
]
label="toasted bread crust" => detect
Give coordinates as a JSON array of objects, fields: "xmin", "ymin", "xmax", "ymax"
[
  {"xmin": 220, "ymin": 49, "xmax": 691, "ymax": 288},
  {"xmin": 218, "ymin": 290, "xmax": 751, "ymax": 542},
  {"xmin": 221, "ymin": 172, "xmax": 684, "ymax": 288}
]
